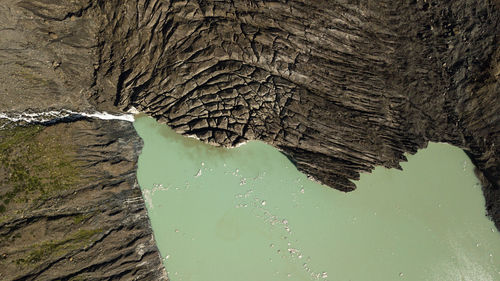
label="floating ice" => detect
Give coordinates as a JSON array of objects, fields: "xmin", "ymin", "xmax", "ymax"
[{"xmin": 194, "ymin": 169, "xmax": 202, "ymax": 177}]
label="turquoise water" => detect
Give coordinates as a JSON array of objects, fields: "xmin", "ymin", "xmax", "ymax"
[{"xmin": 134, "ymin": 116, "xmax": 500, "ymax": 281}]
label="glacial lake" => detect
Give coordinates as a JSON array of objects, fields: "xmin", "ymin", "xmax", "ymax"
[{"xmin": 134, "ymin": 115, "xmax": 500, "ymax": 281}]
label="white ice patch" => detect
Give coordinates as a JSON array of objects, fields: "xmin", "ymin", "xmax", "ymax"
[
  {"xmin": 234, "ymin": 140, "xmax": 249, "ymax": 148},
  {"xmin": 194, "ymin": 169, "xmax": 202, "ymax": 178},
  {"xmin": 127, "ymin": 106, "xmax": 140, "ymax": 114},
  {"xmin": 73, "ymin": 110, "xmax": 134, "ymax": 122}
]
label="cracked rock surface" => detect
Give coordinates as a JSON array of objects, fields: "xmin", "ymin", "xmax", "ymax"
[
  {"xmin": 0, "ymin": 0, "xmax": 499, "ymax": 279},
  {"xmin": 91, "ymin": 0, "xmax": 499, "ymax": 226}
]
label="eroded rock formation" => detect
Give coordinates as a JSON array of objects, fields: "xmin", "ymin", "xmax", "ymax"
[
  {"xmin": 0, "ymin": 119, "xmax": 166, "ymax": 280},
  {"xmin": 0, "ymin": 0, "xmax": 499, "ymax": 279},
  {"xmin": 90, "ymin": 0, "xmax": 499, "ymax": 225}
]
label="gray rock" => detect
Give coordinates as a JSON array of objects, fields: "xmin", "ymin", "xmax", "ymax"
[
  {"xmin": 0, "ymin": 1, "xmax": 499, "ymax": 279},
  {"xmin": 90, "ymin": 0, "xmax": 500, "ymax": 226},
  {"xmin": 0, "ymin": 120, "xmax": 166, "ymax": 280}
]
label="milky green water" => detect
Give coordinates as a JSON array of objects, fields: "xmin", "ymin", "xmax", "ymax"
[{"xmin": 134, "ymin": 116, "xmax": 500, "ymax": 281}]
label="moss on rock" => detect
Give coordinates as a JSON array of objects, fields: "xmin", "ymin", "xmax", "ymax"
[
  {"xmin": 0, "ymin": 124, "xmax": 81, "ymax": 214},
  {"xmin": 16, "ymin": 228, "xmax": 102, "ymax": 265}
]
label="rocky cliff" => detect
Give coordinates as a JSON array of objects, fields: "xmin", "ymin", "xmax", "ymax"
[
  {"xmin": 89, "ymin": 0, "xmax": 499, "ymax": 227},
  {"xmin": 0, "ymin": 119, "xmax": 166, "ymax": 280},
  {"xmin": 0, "ymin": 0, "xmax": 499, "ymax": 279}
]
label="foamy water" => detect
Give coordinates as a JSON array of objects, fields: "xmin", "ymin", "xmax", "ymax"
[{"xmin": 0, "ymin": 109, "xmax": 134, "ymax": 127}]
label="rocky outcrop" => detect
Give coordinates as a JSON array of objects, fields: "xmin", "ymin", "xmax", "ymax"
[
  {"xmin": 0, "ymin": 2, "xmax": 499, "ymax": 279},
  {"xmin": 0, "ymin": 1, "xmax": 167, "ymax": 279},
  {"xmin": 89, "ymin": 1, "xmax": 499, "ymax": 226},
  {"xmin": 0, "ymin": 0, "xmax": 99, "ymax": 113},
  {"xmin": 0, "ymin": 119, "xmax": 166, "ymax": 280}
]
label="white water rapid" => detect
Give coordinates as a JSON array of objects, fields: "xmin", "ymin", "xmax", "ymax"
[{"xmin": 0, "ymin": 109, "xmax": 134, "ymax": 128}]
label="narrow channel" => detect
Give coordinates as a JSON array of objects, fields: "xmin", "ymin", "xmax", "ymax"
[{"xmin": 134, "ymin": 115, "xmax": 500, "ymax": 281}]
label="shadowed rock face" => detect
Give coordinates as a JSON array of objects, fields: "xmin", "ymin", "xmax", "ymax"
[
  {"xmin": 0, "ymin": 1, "xmax": 169, "ymax": 279},
  {"xmin": 0, "ymin": 119, "xmax": 166, "ymax": 281},
  {"xmin": 0, "ymin": 2, "xmax": 499, "ymax": 278},
  {"xmin": 89, "ymin": 0, "xmax": 499, "ymax": 224}
]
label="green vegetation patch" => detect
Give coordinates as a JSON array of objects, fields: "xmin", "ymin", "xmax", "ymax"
[
  {"xmin": 0, "ymin": 124, "xmax": 81, "ymax": 211},
  {"xmin": 72, "ymin": 212, "xmax": 94, "ymax": 225},
  {"xmin": 16, "ymin": 228, "xmax": 102, "ymax": 265}
]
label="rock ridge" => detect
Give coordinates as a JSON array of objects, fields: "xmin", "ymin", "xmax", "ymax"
[
  {"xmin": 0, "ymin": 2, "xmax": 498, "ymax": 279},
  {"xmin": 0, "ymin": 118, "xmax": 167, "ymax": 281},
  {"xmin": 89, "ymin": 0, "xmax": 499, "ymax": 226}
]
